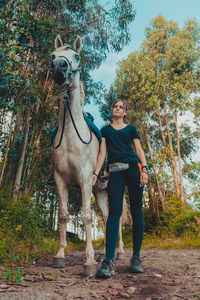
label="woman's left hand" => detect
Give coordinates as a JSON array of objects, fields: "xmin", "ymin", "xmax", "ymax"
[{"xmin": 140, "ymin": 171, "xmax": 148, "ymax": 187}]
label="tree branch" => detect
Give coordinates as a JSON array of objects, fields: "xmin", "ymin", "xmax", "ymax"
[
  {"xmin": 183, "ymin": 190, "xmax": 200, "ymax": 201},
  {"xmin": 180, "ymin": 132, "xmax": 200, "ymax": 142}
]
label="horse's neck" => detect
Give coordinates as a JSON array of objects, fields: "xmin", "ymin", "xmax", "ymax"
[{"xmin": 58, "ymin": 80, "xmax": 84, "ymax": 127}]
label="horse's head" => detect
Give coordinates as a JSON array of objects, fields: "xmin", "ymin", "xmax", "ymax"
[{"xmin": 50, "ymin": 35, "xmax": 82, "ymax": 86}]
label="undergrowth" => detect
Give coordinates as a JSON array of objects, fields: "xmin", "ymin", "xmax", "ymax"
[
  {"xmin": 0, "ymin": 190, "xmax": 199, "ymax": 282},
  {"xmin": 0, "ymin": 191, "xmax": 85, "ymax": 283}
]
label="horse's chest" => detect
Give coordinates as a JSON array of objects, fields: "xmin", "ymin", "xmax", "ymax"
[{"xmin": 53, "ymin": 145, "xmax": 94, "ymax": 171}]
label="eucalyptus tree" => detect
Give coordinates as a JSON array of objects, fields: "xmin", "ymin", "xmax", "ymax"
[
  {"xmin": 101, "ymin": 16, "xmax": 200, "ymax": 213},
  {"xmin": 0, "ymin": 0, "xmax": 135, "ymax": 215}
]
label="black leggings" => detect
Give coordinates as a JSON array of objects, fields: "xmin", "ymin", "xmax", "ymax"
[{"xmin": 106, "ymin": 163, "xmax": 144, "ymax": 260}]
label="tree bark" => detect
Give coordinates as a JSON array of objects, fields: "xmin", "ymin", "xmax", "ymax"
[
  {"xmin": 147, "ymin": 176, "xmax": 158, "ymax": 216},
  {"xmin": 163, "ymin": 102, "xmax": 180, "ymax": 195},
  {"xmin": 144, "ymin": 123, "xmax": 166, "ymax": 211},
  {"xmin": 13, "ymin": 109, "xmax": 31, "ymax": 199},
  {"xmin": 174, "ymin": 110, "xmax": 184, "ymax": 203},
  {"xmin": 157, "ymin": 110, "xmax": 166, "ymax": 147},
  {"xmin": 0, "ymin": 114, "xmax": 14, "ymax": 186}
]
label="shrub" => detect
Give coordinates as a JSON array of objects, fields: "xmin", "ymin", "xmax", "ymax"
[
  {"xmin": 0, "ymin": 190, "xmax": 50, "ymax": 262},
  {"xmin": 157, "ymin": 196, "xmax": 200, "ymax": 237}
]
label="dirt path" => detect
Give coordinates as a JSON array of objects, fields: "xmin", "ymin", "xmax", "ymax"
[{"xmin": 0, "ymin": 248, "xmax": 199, "ymax": 300}]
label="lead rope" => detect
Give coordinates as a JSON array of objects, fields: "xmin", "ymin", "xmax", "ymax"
[
  {"xmin": 52, "ymin": 100, "xmax": 66, "ymax": 149},
  {"xmin": 65, "ymin": 94, "xmax": 93, "ymax": 145}
]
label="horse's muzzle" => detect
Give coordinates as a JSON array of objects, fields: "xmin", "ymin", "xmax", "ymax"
[{"xmin": 52, "ymin": 70, "xmax": 66, "ymax": 85}]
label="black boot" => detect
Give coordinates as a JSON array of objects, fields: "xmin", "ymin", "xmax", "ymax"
[
  {"xmin": 130, "ymin": 255, "xmax": 144, "ymax": 273},
  {"xmin": 96, "ymin": 258, "xmax": 115, "ymax": 279}
]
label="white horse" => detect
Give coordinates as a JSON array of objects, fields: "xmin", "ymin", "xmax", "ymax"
[{"xmin": 50, "ymin": 35, "xmax": 124, "ymax": 276}]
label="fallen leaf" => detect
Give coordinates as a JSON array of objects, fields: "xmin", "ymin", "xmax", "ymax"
[
  {"xmin": 119, "ymin": 292, "xmax": 130, "ymax": 299},
  {"xmin": 107, "ymin": 288, "xmax": 119, "ymax": 296},
  {"xmin": 66, "ymin": 280, "xmax": 77, "ymax": 287},
  {"xmin": 13, "ymin": 283, "xmax": 28, "ymax": 287},
  {"xmin": 127, "ymin": 286, "xmax": 136, "ymax": 293},
  {"xmin": 153, "ymin": 273, "xmax": 162, "ymax": 278},
  {"xmin": 0, "ymin": 284, "xmax": 10, "ymax": 289}
]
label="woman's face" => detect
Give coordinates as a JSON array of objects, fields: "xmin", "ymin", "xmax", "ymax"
[{"xmin": 112, "ymin": 101, "xmax": 127, "ymax": 118}]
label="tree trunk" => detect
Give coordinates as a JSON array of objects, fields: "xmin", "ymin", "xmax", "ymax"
[
  {"xmin": 49, "ymin": 194, "xmax": 55, "ymax": 231},
  {"xmin": 157, "ymin": 110, "xmax": 166, "ymax": 147},
  {"xmin": 147, "ymin": 176, "xmax": 158, "ymax": 216},
  {"xmin": 13, "ymin": 109, "xmax": 31, "ymax": 199},
  {"xmin": 163, "ymin": 102, "xmax": 180, "ymax": 195},
  {"xmin": 0, "ymin": 114, "xmax": 14, "ymax": 186},
  {"xmin": 4, "ymin": 108, "xmax": 22, "ymax": 191},
  {"xmin": 174, "ymin": 110, "xmax": 184, "ymax": 203},
  {"xmin": 144, "ymin": 123, "xmax": 166, "ymax": 211}
]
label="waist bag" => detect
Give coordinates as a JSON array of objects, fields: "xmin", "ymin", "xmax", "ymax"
[{"xmin": 109, "ymin": 162, "xmax": 129, "ymax": 173}]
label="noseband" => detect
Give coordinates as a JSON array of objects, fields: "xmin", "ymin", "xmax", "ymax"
[{"xmin": 52, "ymin": 45, "xmax": 81, "ymax": 86}]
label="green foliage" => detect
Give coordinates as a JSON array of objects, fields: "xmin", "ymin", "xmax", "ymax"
[
  {"xmin": 0, "ymin": 251, "xmax": 23, "ymax": 283},
  {"xmin": 0, "ymin": 191, "xmax": 47, "ymax": 240},
  {"xmin": 0, "ymin": 190, "xmax": 49, "ymax": 262},
  {"xmin": 100, "ymin": 15, "xmax": 200, "ymax": 216},
  {"xmin": 0, "ymin": 266, "xmax": 23, "ymax": 283},
  {"xmin": 0, "ymin": 189, "xmax": 87, "ymax": 266},
  {"xmin": 120, "ymin": 195, "xmax": 200, "ymax": 249},
  {"xmin": 158, "ymin": 197, "xmax": 200, "ymax": 237},
  {"xmin": 143, "ymin": 194, "xmax": 200, "ymax": 238},
  {"xmin": 0, "ymin": 0, "xmax": 136, "ymax": 225}
]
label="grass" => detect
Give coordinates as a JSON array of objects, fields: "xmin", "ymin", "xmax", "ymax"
[
  {"xmin": 0, "ymin": 236, "xmax": 86, "ymax": 283},
  {"xmin": 92, "ymin": 230, "xmax": 200, "ymax": 250},
  {"xmin": 122, "ymin": 231, "xmax": 200, "ymax": 249},
  {"xmin": 142, "ymin": 233, "xmax": 200, "ymax": 249},
  {"xmin": 1, "ymin": 231, "xmax": 199, "ymax": 266}
]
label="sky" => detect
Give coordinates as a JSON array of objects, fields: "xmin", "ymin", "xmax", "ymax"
[{"xmin": 84, "ymin": 0, "xmax": 200, "ymax": 128}]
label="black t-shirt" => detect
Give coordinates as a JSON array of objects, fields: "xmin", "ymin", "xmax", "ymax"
[{"xmin": 100, "ymin": 124, "xmax": 141, "ymax": 164}]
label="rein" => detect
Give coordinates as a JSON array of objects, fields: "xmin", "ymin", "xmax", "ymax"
[
  {"xmin": 52, "ymin": 59, "xmax": 92, "ymax": 149},
  {"xmin": 65, "ymin": 94, "xmax": 93, "ymax": 145}
]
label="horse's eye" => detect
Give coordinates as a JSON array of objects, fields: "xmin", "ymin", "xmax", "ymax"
[
  {"xmin": 75, "ymin": 54, "xmax": 80, "ymax": 61},
  {"xmin": 51, "ymin": 55, "xmax": 56, "ymax": 60}
]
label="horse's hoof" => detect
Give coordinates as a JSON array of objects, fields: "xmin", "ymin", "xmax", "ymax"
[
  {"xmin": 116, "ymin": 252, "xmax": 125, "ymax": 260},
  {"xmin": 52, "ymin": 257, "xmax": 66, "ymax": 268},
  {"xmin": 84, "ymin": 264, "xmax": 98, "ymax": 277}
]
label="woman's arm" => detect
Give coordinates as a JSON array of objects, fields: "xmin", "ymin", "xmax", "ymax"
[
  {"xmin": 133, "ymin": 138, "xmax": 147, "ymax": 166},
  {"xmin": 93, "ymin": 137, "xmax": 107, "ymax": 185},
  {"xmin": 133, "ymin": 138, "xmax": 148, "ymax": 186}
]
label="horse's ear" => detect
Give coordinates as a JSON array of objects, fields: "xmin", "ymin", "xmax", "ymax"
[
  {"xmin": 74, "ymin": 36, "xmax": 82, "ymax": 53},
  {"xmin": 55, "ymin": 35, "xmax": 63, "ymax": 49}
]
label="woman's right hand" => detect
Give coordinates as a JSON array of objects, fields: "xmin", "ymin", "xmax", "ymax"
[{"xmin": 93, "ymin": 138, "xmax": 107, "ymax": 186}]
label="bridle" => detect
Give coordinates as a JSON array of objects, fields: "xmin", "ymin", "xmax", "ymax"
[{"xmin": 51, "ymin": 47, "xmax": 92, "ymax": 149}]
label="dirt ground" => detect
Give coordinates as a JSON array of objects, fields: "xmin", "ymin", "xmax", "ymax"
[{"xmin": 0, "ymin": 248, "xmax": 199, "ymax": 300}]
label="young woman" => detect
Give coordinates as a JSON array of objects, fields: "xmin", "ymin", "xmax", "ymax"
[{"xmin": 93, "ymin": 100, "xmax": 148, "ymax": 279}]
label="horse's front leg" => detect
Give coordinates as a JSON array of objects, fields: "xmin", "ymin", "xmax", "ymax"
[
  {"xmin": 81, "ymin": 178, "xmax": 98, "ymax": 276},
  {"xmin": 52, "ymin": 172, "xmax": 68, "ymax": 268}
]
